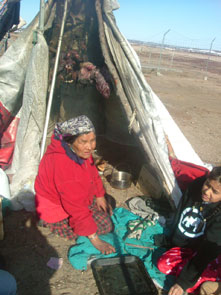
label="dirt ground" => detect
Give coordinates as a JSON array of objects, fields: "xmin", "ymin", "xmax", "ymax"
[
  {"xmin": 133, "ymin": 44, "xmax": 221, "ymax": 166},
  {"xmin": 1, "ymin": 170, "xmax": 150, "ymax": 295},
  {"xmin": 1, "ymin": 44, "xmax": 221, "ymax": 295}
]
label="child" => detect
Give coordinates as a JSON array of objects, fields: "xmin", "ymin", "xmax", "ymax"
[{"xmin": 155, "ymin": 166, "xmax": 221, "ymax": 295}]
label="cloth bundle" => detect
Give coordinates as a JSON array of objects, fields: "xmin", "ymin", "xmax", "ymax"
[
  {"xmin": 78, "ymin": 62, "xmax": 110, "ymax": 99},
  {"xmin": 127, "ymin": 219, "xmax": 155, "ymax": 240},
  {"xmin": 127, "ymin": 197, "xmax": 161, "ymax": 223}
]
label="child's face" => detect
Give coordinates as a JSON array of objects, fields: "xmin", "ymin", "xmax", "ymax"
[{"xmin": 202, "ymin": 179, "xmax": 221, "ymax": 203}]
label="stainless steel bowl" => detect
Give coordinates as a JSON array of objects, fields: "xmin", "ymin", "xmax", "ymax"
[{"xmin": 110, "ymin": 171, "xmax": 132, "ymax": 189}]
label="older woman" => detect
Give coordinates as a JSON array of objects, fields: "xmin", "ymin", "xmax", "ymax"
[{"xmin": 35, "ymin": 115, "xmax": 115, "ymax": 255}]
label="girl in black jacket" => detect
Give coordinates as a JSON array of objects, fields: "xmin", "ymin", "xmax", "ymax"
[{"xmin": 155, "ymin": 166, "xmax": 221, "ymax": 295}]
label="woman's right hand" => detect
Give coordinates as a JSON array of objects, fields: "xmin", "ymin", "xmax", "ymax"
[{"xmin": 89, "ymin": 235, "xmax": 116, "ymax": 255}]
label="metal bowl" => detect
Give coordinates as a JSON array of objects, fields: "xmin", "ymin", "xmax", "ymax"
[{"xmin": 110, "ymin": 171, "xmax": 132, "ymax": 190}]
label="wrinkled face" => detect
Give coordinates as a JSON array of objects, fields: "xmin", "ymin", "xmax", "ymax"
[
  {"xmin": 71, "ymin": 132, "xmax": 96, "ymax": 159},
  {"xmin": 201, "ymin": 179, "xmax": 221, "ymax": 203}
]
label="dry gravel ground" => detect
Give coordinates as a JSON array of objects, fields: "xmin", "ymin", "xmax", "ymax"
[
  {"xmin": 1, "ymin": 44, "xmax": 221, "ymax": 295},
  {"xmin": 134, "ymin": 44, "xmax": 221, "ymax": 166}
]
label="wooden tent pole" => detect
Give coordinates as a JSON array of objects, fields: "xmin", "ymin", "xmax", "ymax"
[
  {"xmin": 38, "ymin": 0, "xmax": 45, "ymax": 31},
  {"xmin": 40, "ymin": 0, "xmax": 69, "ymax": 159}
]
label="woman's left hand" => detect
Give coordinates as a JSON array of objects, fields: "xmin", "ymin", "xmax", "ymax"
[
  {"xmin": 96, "ymin": 197, "xmax": 112, "ymax": 215},
  {"xmin": 168, "ymin": 284, "xmax": 184, "ymax": 295}
]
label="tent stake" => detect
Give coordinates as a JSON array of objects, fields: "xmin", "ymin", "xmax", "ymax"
[{"xmin": 40, "ymin": 0, "xmax": 69, "ymax": 159}]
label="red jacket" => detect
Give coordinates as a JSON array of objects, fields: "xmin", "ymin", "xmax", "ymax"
[{"xmin": 35, "ymin": 135, "xmax": 105, "ymax": 236}]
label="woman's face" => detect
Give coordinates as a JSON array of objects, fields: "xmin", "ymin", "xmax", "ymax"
[
  {"xmin": 71, "ymin": 132, "xmax": 96, "ymax": 159},
  {"xmin": 201, "ymin": 179, "xmax": 221, "ymax": 203}
]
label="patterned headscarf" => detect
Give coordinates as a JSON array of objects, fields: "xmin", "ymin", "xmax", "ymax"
[{"xmin": 54, "ymin": 115, "xmax": 95, "ymax": 139}]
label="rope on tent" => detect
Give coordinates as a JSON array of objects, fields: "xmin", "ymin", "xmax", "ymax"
[
  {"xmin": 0, "ymin": 31, "xmax": 9, "ymax": 51},
  {"xmin": 0, "ymin": 36, "xmax": 6, "ymax": 51},
  {"xmin": 32, "ymin": 0, "xmax": 45, "ymax": 45},
  {"xmin": 128, "ymin": 109, "xmax": 137, "ymax": 134},
  {"xmin": 40, "ymin": 0, "xmax": 69, "ymax": 159},
  {"xmin": 32, "ymin": 30, "xmax": 38, "ymax": 45}
]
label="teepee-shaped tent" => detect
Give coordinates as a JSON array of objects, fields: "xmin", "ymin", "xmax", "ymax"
[{"xmin": 0, "ymin": 0, "xmax": 208, "ymax": 211}]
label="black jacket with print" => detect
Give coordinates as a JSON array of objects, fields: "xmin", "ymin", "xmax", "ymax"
[{"xmin": 169, "ymin": 176, "xmax": 221, "ymax": 291}]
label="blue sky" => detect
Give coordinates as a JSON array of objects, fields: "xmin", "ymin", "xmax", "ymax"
[{"xmin": 20, "ymin": 0, "xmax": 221, "ymax": 50}]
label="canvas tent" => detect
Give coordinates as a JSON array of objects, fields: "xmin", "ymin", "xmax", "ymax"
[{"xmin": 0, "ymin": 0, "xmax": 209, "ymax": 211}]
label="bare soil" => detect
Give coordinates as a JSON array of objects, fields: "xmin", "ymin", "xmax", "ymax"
[
  {"xmin": 134, "ymin": 44, "xmax": 221, "ymax": 166},
  {"xmin": 1, "ymin": 44, "xmax": 221, "ymax": 295},
  {"xmin": 1, "ymin": 172, "xmax": 145, "ymax": 295}
]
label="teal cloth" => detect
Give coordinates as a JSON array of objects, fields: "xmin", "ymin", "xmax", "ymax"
[
  {"xmin": 1, "ymin": 197, "xmax": 11, "ymax": 216},
  {"xmin": 68, "ymin": 207, "xmax": 175, "ymax": 290}
]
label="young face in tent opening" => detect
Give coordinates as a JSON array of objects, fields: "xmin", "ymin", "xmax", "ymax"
[
  {"xmin": 201, "ymin": 179, "xmax": 221, "ymax": 203},
  {"xmin": 71, "ymin": 132, "xmax": 96, "ymax": 159}
]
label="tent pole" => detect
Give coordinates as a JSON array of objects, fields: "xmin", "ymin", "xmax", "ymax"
[
  {"xmin": 40, "ymin": 0, "xmax": 69, "ymax": 159},
  {"xmin": 39, "ymin": 0, "xmax": 45, "ymax": 31}
]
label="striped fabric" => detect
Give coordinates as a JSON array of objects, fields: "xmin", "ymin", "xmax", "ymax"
[
  {"xmin": 38, "ymin": 219, "xmax": 78, "ymax": 240},
  {"xmin": 89, "ymin": 199, "xmax": 114, "ymax": 235},
  {"xmin": 38, "ymin": 198, "xmax": 113, "ymax": 240}
]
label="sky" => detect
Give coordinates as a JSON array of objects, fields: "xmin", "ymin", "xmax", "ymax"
[{"xmin": 20, "ymin": 0, "xmax": 221, "ymax": 51}]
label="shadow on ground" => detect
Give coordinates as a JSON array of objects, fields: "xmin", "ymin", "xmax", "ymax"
[{"xmin": 0, "ymin": 210, "xmax": 58, "ymax": 295}]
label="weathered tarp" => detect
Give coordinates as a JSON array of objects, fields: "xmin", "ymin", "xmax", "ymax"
[
  {"xmin": 0, "ymin": 0, "xmax": 209, "ymax": 210},
  {"xmin": 96, "ymin": 0, "xmax": 209, "ymax": 206},
  {"xmin": 0, "ymin": 0, "xmax": 54, "ymax": 209}
]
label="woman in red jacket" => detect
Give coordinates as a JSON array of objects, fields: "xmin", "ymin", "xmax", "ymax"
[{"xmin": 35, "ymin": 115, "xmax": 115, "ymax": 255}]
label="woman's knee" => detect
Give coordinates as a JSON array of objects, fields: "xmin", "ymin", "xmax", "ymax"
[
  {"xmin": 0, "ymin": 270, "xmax": 17, "ymax": 295},
  {"xmin": 96, "ymin": 215, "xmax": 114, "ymax": 235},
  {"xmin": 200, "ymin": 281, "xmax": 221, "ymax": 295}
]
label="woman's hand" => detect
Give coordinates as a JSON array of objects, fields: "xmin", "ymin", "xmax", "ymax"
[
  {"xmin": 88, "ymin": 234, "xmax": 116, "ymax": 255},
  {"xmin": 168, "ymin": 284, "xmax": 184, "ymax": 295},
  {"xmin": 96, "ymin": 197, "xmax": 112, "ymax": 215}
]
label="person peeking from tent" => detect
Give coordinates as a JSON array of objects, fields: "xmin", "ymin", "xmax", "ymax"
[
  {"xmin": 166, "ymin": 135, "xmax": 210, "ymax": 192},
  {"xmin": 35, "ymin": 115, "xmax": 115, "ymax": 255},
  {"xmin": 154, "ymin": 166, "xmax": 221, "ymax": 295}
]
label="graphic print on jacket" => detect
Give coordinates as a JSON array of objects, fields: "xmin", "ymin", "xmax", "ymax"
[{"xmin": 178, "ymin": 206, "xmax": 206, "ymax": 238}]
